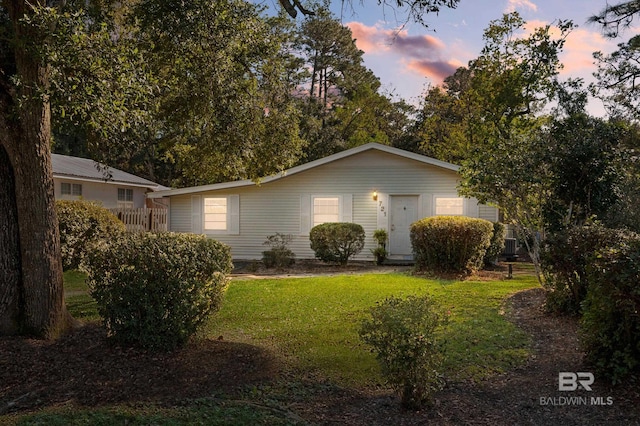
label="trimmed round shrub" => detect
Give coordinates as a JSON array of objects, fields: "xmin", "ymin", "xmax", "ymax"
[
  {"xmin": 484, "ymin": 222, "xmax": 506, "ymax": 267},
  {"xmin": 581, "ymin": 233, "xmax": 640, "ymax": 383},
  {"xmin": 86, "ymin": 233, "xmax": 233, "ymax": 351},
  {"xmin": 410, "ymin": 216, "xmax": 493, "ymax": 274},
  {"xmin": 359, "ymin": 295, "xmax": 448, "ymax": 409},
  {"xmin": 309, "ymin": 222, "xmax": 365, "ymax": 265},
  {"xmin": 56, "ymin": 200, "xmax": 126, "ymax": 271},
  {"xmin": 541, "ymin": 224, "xmax": 625, "ymax": 315}
]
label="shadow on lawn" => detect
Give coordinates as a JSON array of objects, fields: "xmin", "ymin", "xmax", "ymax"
[{"xmin": 0, "ymin": 324, "xmax": 279, "ymax": 414}]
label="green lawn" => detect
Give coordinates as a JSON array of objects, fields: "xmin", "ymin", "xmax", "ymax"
[
  {"xmin": 15, "ymin": 267, "xmax": 539, "ymax": 425},
  {"xmin": 210, "ymin": 271, "xmax": 539, "ymax": 387},
  {"xmin": 63, "ymin": 270, "xmax": 100, "ymax": 322},
  {"xmin": 63, "ymin": 270, "xmax": 90, "ymax": 292},
  {"xmin": 61, "ymin": 268, "xmax": 539, "ymax": 386}
]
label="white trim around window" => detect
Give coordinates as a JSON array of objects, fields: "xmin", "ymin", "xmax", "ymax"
[
  {"xmin": 300, "ymin": 194, "xmax": 352, "ymax": 235},
  {"xmin": 200, "ymin": 195, "xmax": 239, "ymax": 235},
  {"xmin": 433, "ymin": 195, "xmax": 464, "ymax": 216},
  {"xmin": 313, "ymin": 196, "xmax": 341, "ymax": 226}
]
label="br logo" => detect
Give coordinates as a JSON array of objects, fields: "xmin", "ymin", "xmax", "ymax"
[{"xmin": 558, "ymin": 372, "xmax": 594, "ymax": 391}]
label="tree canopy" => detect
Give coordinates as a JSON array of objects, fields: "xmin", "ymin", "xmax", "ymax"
[
  {"xmin": 279, "ymin": 0, "xmax": 460, "ymax": 25},
  {"xmin": 448, "ymin": 13, "xmax": 574, "ymax": 280},
  {"xmin": 5, "ymin": 0, "xmax": 640, "ymax": 340},
  {"xmin": 0, "ymin": 0, "xmax": 460, "ymax": 339},
  {"xmin": 589, "ymin": 0, "xmax": 640, "ymax": 38}
]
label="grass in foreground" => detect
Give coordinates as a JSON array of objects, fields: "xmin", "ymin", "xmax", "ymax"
[
  {"xmin": 61, "ymin": 268, "xmax": 539, "ymax": 385},
  {"xmin": 3, "ymin": 268, "xmax": 538, "ymax": 425},
  {"xmin": 209, "ymin": 271, "xmax": 539, "ymax": 386}
]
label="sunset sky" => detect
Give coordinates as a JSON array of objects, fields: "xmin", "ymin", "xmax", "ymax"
[{"xmin": 321, "ymin": 0, "xmax": 636, "ymax": 115}]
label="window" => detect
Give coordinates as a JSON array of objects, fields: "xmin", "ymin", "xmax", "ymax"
[
  {"xmin": 195, "ymin": 195, "xmax": 238, "ymax": 235},
  {"xmin": 435, "ymin": 197, "xmax": 464, "ymax": 216},
  {"xmin": 313, "ymin": 197, "xmax": 340, "ymax": 226},
  {"xmin": 117, "ymin": 188, "xmax": 134, "ymax": 208},
  {"xmin": 204, "ymin": 197, "xmax": 227, "ymax": 231},
  {"xmin": 61, "ymin": 182, "xmax": 82, "ymax": 197},
  {"xmin": 300, "ymin": 194, "xmax": 351, "ymax": 235}
]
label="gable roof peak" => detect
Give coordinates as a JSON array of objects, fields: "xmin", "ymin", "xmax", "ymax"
[{"xmin": 148, "ymin": 143, "xmax": 459, "ymax": 198}]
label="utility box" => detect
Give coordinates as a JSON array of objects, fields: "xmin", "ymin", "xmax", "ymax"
[{"xmin": 503, "ymin": 238, "xmax": 518, "ymax": 262}]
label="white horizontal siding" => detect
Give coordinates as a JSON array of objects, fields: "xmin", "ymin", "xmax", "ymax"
[
  {"xmin": 169, "ymin": 195, "xmax": 192, "ymax": 233},
  {"xmin": 479, "ymin": 204, "xmax": 499, "ymax": 223},
  {"xmin": 163, "ymin": 150, "xmax": 496, "ymax": 260},
  {"xmin": 53, "ymin": 178, "xmax": 147, "ymax": 209}
]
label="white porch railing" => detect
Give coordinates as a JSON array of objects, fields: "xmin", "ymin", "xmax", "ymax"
[{"xmin": 110, "ymin": 207, "xmax": 168, "ymax": 233}]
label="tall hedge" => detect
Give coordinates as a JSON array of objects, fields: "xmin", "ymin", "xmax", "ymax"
[
  {"xmin": 581, "ymin": 233, "xmax": 640, "ymax": 382},
  {"xmin": 541, "ymin": 224, "xmax": 625, "ymax": 315},
  {"xmin": 56, "ymin": 200, "xmax": 126, "ymax": 271},
  {"xmin": 410, "ymin": 216, "xmax": 493, "ymax": 274},
  {"xmin": 309, "ymin": 222, "xmax": 365, "ymax": 265},
  {"xmin": 86, "ymin": 233, "xmax": 233, "ymax": 351}
]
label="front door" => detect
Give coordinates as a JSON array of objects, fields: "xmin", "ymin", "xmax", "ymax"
[{"xmin": 389, "ymin": 195, "xmax": 418, "ymax": 257}]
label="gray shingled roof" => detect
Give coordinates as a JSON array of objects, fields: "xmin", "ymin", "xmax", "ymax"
[{"xmin": 52, "ymin": 154, "xmax": 169, "ymax": 190}]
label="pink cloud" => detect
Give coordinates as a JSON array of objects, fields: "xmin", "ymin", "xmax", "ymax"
[
  {"xmin": 522, "ymin": 20, "xmax": 618, "ymax": 78},
  {"xmin": 393, "ymin": 33, "xmax": 446, "ymax": 56},
  {"xmin": 406, "ymin": 59, "xmax": 461, "ymax": 82},
  {"xmin": 346, "ymin": 21, "xmax": 461, "ymax": 84},
  {"xmin": 347, "ymin": 21, "xmax": 390, "ymax": 53},
  {"xmin": 561, "ymin": 28, "xmax": 615, "ymax": 75},
  {"xmin": 347, "ymin": 22, "xmax": 445, "ymax": 56}
]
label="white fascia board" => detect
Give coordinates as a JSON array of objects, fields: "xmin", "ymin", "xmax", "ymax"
[{"xmin": 148, "ymin": 143, "xmax": 460, "ymax": 198}]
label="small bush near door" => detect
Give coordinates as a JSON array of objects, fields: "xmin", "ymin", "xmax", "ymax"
[
  {"xmin": 411, "ymin": 216, "xmax": 493, "ymax": 275},
  {"xmin": 371, "ymin": 229, "xmax": 389, "ymax": 265},
  {"xmin": 86, "ymin": 233, "xmax": 232, "ymax": 351},
  {"xmin": 309, "ymin": 222, "xmax": 365, "ymax": 265},
  {"xmin": 262, "ymin": 233, "xmax": 296, "ymax": 268}
]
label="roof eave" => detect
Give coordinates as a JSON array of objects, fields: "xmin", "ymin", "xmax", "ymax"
[
  {"xmin": 147, "ymin": 143, "xmax": 460, "ymax": 198},
  {"xmin": 53, "ymin": 174, "xmax": 166, "ymax": 190}
]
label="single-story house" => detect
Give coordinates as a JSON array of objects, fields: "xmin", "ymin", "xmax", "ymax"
[
  {"xmin": 52, "ymin": 153, "xmax": 169, "ymax": 209},
  {"xmin": 148, "ymin": 143, "xmax": 499, "ymax": 261}
]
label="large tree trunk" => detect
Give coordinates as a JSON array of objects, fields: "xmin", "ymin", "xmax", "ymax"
[
  {"xmin": 0, "ymin": 0, "xmax": 73, "ymax": 338},
  {"xmin": 0, "ymin": 145, "xmax": 21, "ymax": 334}
]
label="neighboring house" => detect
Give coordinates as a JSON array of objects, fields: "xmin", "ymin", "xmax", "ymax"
[
  {"xmin": 148, "ymin": 143, "xmax": 499, "ymax": 261},
  {"xmin": 52, "ymin": 153, "xmax": 169, "ymax": 209}
]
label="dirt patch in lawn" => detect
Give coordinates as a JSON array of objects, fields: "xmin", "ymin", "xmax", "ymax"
[{"xmin": 2, "ymin": 265, "xmax": 640, "ymax": 424}]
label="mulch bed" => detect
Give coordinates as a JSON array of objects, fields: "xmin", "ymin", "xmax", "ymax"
[
  {"xmin": 0, "ymin": 326, "xmax": 278, "ymax": 415},
  {"xmin": 231, "ymin": 259, "xmax": 413, "ymax": 278},
  {"xmin": 2, "ymin": 267, "xmax": 640, "ymax": 424}
]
